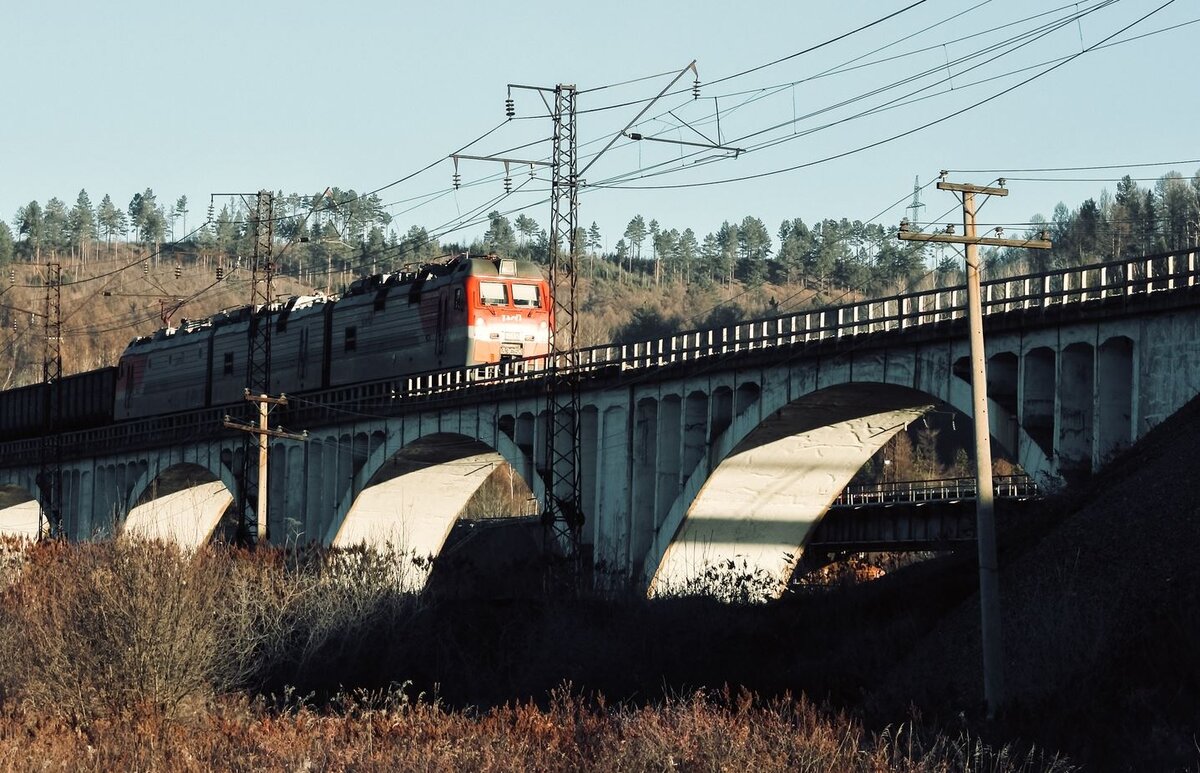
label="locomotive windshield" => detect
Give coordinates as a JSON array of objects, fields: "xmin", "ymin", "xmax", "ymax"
[
  {"xmin": 512, "ymin": 283, "xmax": 541, "ymax": 308},
  {"xmin": 480, "ymin": 282, "xmax": 508, "ymax": 306}
]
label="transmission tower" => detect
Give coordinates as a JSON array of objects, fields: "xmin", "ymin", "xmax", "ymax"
[
  {"xmin": 905, "ymin": 175, "xmax": 926, "ymax": 232},
  {"xmin": 543, "ymin": 84, "xmax": 585, "ymax": 554},
  {"xmin": 38, "ymin": 262, "xmax": 62, "ymax": 539},
  {"xmin": 452, "ymin": 63, "xmax": 705, "ymax": 573},
  {"xmin": 240, "ymin": 190, "xmax": 275, "ymax": 544}
]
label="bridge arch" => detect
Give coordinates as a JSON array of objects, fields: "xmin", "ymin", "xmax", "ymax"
[
  {"xmin": 644, "ymin": 361, "xmax": 1055, "ymax": 598},
  {"xmin": 328, "ymin": 429, "xmax": 542, "ymax": 578},
  {"xmin": 124, "ymin": 462, "xmax": 237, "ymax": 548},
  {"xmin": 647, "ymin": 382, "xmax": 936, "ymax": 597},
  {"xmin": 0, "ymin": 482, "xmax": 41, "ymax": 539}
]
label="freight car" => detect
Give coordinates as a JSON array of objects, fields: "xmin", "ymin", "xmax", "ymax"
[
  {"xmin": 0, "ymin": 367, "xmax": 116, "ymax": 441},
  {"xmin": 113, "ymin": 254, "xmax": 551, "ymax": 420}
]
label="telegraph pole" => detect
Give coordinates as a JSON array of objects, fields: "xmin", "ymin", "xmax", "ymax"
[
  {"xmin": 223, "ymin": 392, "xmax": 306, "ymax": 544},
  {"xmin": 212, "ymin": 189, "xmax": 288, "ymax": 544},
  {"xmin": 899, "ymin": 175, "xmax": 1051, "ymax": 718}
]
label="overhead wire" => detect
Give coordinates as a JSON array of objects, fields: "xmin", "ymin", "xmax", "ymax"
[
  {"xmin": 588, "ymin": 0, "xmax": 1180, "ymax": 191},
  {"xmin": 590, "ymin": 0, "xmax": 1121, "ymax": 188}
]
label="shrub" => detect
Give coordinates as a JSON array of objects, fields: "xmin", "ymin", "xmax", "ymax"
[{"xmin": 0, "ymin": 539, "xmax": 233, "ymax": 725}]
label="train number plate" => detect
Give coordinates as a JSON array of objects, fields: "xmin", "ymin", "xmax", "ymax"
[{"xmin": 500, "ymin": 343, "xmax": 523, "ymax": 357}]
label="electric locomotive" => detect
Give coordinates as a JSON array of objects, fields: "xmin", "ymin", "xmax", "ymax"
[{"xmin": 113, "ymin": 254, "xmax": 550, "ymax": 420}]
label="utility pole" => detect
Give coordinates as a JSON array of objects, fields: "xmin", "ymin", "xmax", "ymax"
[
  {"xmin": 899, "ymin": 174, "xmax": 1051, "ymax": 718},
  {"xmin": 38, "ymin": 262, "xmax": 62, "ymax": 539},
  {"xmin": 223, "ymin": 391, "xmax": 306, "ymax": 544}
]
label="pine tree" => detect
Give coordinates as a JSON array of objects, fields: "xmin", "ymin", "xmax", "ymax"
[{"xmin": 68, "ymin": 190, "xmax": 96, "ymax": 259}]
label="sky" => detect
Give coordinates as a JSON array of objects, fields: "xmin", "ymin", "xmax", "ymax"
[{"xmin": 2, "ymin": 0, "xmax": 1198, "ymax": 255}]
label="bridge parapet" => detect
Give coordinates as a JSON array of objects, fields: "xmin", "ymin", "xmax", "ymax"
[{"xmin": 400, "ymin": 250, "xmax": 1199, "ymax": 398}]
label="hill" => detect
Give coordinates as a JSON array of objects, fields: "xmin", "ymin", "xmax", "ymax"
[{"xmin": 872, "ymin": 394, "xmax": 1200, "ymax": 768}]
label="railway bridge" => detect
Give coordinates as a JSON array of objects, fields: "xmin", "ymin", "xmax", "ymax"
[{"xmin": 1, "ymin": 250, "xmax": 1198, "ymax": 595}]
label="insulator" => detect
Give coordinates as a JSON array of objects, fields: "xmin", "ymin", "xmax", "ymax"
[
  {"xmin": 206, "ymin": 202, "xmax": 215, "ymax": 223},
  {"xmin": 216, "ymin": 265, "xmax": 224, "ymax": 281},
  {"xmin": 8, "ymin": 268, "xmax": 13, "ymax": 285},
  {"xmin": 505, "ymin": 97, "xmax": 515, "ymax": 118},
  {"xmin": 692, "ymin": 78, "xmax": 701, "ymax": 99},
  {"xmin": 143, "ymin": 262, "xmax": 149, "ymax": 276},
  {"xmin": 504, "ymin": 176, "xmax": 512, "ymax": 193},
  {"xmin": 174, "ymin": 263, "xmax": 182, "ymax": 279},
  {"xmin": 452, "ymin": 172, "xmax": 461, "ymax": 190}
]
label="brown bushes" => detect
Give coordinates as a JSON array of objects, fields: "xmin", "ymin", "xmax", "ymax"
[
  {"xmin": 0, "ymin": 539, "xmax": 232, "ymax": 724},
  {"xmin": 0, "ymin": 539, "xmax": 1082, "ymax": 770},
  {"xmin": 0, "ymin": 539, "xmax": 422, "ymax": 726}
]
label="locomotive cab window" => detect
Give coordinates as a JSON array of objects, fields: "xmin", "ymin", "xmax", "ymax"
[
  {"xmin": 512, "ymin": 283, "xmax": 541, "ymax": 308},
  {"xmin": 479, "ymin": 282, "xmax": 508, "ymax": 307},
  {"xmin": 344, "ymin": 326, "xmax": 358, "ymax": 352}
]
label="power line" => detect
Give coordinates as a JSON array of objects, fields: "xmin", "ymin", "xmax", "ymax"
[
  {"xmin": 589, "ymin": 1, "xmax": 1179, "ymax": 192},
  {"xmin": 590, "ymin": 1, "xmax": 1120, "ymax": 189}
]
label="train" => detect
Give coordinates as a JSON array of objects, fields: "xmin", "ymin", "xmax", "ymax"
[{"xmin": 0, "ymin": 254, "xmax": 552, "ymax": 439}]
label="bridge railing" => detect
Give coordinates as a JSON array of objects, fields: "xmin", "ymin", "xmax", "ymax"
[
  {"xmin": 831, "ymin": 474, "xmax": 1039, "ymax": 507},
  {"xmin": 399, "ymin": 249, "xmax": 1198, "ymax": 399}
]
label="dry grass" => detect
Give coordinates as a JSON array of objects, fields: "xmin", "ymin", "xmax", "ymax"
[
  {"xmin": 0, "ymin": 688, "xmax": 1074, "ymax": 772},
  {"xmin": 0, "ymin": 537, "xmax": 1081, "ymax": 770}
]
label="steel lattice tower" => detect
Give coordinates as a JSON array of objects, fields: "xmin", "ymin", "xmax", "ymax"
[
  {"xmin": 543, "ymin": 84, "xmax": 584, "ymax": 554},
  {"xmin": 38, "ymin": 262, "xmax": 62, "ymax": 539},
  {"xmin": 240, "ymin": 190, "xmax": 274, "ymax": 543}
]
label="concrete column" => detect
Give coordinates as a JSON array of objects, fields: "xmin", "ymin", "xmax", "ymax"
[
  {"xmin": 304, "ymin": 440, "xmax": 323, "ymax": 542},
  {"xmin": 1058, "ymin": 343, "xmax": 1095, "ymax": 476},
  {"xmin": 595, "ymin": 404, "xmax": 630, "ymax": 577},
  {"xmin": 681, "ymin": 391, "xmax": 708, "ymax": 482},
  {"xmin": 710, "ymin": 386, "xmax": 733, "ymax": 456},
  {"xmin": 1021, "ymin": 347, "xmax": 1056, "ymax": 460},
  {"xmin": 1096, "ymin": 336, "xmax": 1133, "ymax": 464},
  {"xmin": 580, "ymin": 406, "xmax": 599, "ymax": 548},
  {"xmin": 655, "ymin": 396, "xmax": 682, "ymax": 534},
  {"xmin": 987, "ymin": 352, "xmax": 1019, "ymax": 454},
  {"xmin": 630, "ymin": 398, "xmax": 658, "ymax": 578}
]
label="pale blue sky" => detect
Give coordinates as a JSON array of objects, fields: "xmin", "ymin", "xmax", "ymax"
[{"xmin": 2, "ymin": 0, "xmax": 1196, "ymax": 250}]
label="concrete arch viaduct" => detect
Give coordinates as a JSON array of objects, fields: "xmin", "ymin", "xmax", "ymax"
[{"xmin": 1, "ymin": 250, "xmax": 1197, "ymax": 596}]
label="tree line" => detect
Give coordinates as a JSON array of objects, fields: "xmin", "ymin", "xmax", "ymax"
[{"xmin": 4, "ymin": 170, "xmax": 1198, "ymax": 294}]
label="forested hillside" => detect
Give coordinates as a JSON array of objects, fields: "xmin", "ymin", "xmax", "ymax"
[{"xmin": 2, "ymin": 170, "xmax": 1197, "ymax": 389}]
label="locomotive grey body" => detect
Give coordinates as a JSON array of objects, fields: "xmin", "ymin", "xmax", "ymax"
[{"xmin": 114, "ymin": 255, "xmax": 551, "ymax": 420}]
